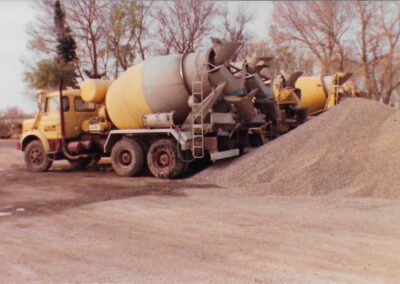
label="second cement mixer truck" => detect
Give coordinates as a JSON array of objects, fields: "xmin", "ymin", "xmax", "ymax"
[{"xmin": 19, "ymin": 39, "xmax": 279, "ymax": 178}]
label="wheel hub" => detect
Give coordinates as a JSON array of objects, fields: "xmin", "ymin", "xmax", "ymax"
[
  {"xmin": 159, "ymin": 153, "xmax": 170, "ymax": 166},
  {"xmin": 30, "ymin": 148, "xmax": 42, "ymax": 164},
  {"xmin": 154, "ymin": 148, "xmax": 172, "ymax": 170},
  {"xmin": 120, "ymin": 151, "xmax": 132, "ymax": 165}
]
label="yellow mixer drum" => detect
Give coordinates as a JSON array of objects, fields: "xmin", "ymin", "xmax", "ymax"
[
  {"xmin": 295, "ymin": 76, "xmax": 328, "ymax": 115},
  {"xmin": 105, "ymin": 52, "xmax": 211, "ymax": 129}
]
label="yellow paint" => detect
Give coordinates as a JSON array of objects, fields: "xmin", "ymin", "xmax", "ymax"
[
  {"xmin": 21, "ymin": 89, "xmax": 98, "ymax": 151},
  {"xmin": 22, "ymin": 118, "xmax": 35, "ymax": 132},
  {"xmin": 38, "ymin": 111, "xmax": 60, "ymax": 139},
  {"xmin": 105, "ymin": 63, "xmax": 152, "ymax": 129},
  {"xmin": 20, "ymin": 130, "xmax": 51, "ymax": 152},
  {"xmin": 275, "ymin": 88, "xmax": 301, "ymax": 105},
  {"xmin": 81, "ymin": 79, "xmax": 113, "ymax": 103},
  {"xmin": 325, "ymin": 90, "xmax": 337, "ymax": 109},
  {"xmin": 295, "ymin": 77, "xmax": 327, "ymax": 115},
  {"xmin": 43, "ymin": 90, "xmax": 97, "ymax": 139}
]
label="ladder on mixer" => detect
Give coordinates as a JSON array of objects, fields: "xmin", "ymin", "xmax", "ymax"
[
  {"xmin": 191, "ymin": 61, "xmax": 206, "ymax": 158},
  {"xmin": 326, "ymin": 76, "xmax": 343, "ymax": 109}
]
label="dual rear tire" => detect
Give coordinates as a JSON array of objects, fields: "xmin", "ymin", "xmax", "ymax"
[
  {"xmin": 111, "ymin": 138, "xmax": 187, "ymax": 179},
  {"xmin": 147, "ymin": 139, "xmax": 185, "ymax": 179},
  {"xmin": 111, "ymin": 138, "xmax": 144, "ymax": 177}
]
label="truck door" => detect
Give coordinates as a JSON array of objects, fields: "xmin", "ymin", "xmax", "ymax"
[
  {"xmin": 63, "ymin": 96, "xmax": 96, "ymax": 139},
  {"xmin": 38, "ymin": 96, "xmax": 69, "ymax": 140}
]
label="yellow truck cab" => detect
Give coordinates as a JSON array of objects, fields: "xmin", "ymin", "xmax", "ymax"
[{"xmin": 20, "ymin": 89, "xmax": 100, "ymax": 172}]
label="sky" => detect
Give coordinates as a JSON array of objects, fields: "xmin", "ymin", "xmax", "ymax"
[
  {"xmin": 0, "ymin": 1, "xmax": 37, "ymax": 114},
  {"xmin": 0, "ymin": 1, "xmax": 273, "ymax": 114}
]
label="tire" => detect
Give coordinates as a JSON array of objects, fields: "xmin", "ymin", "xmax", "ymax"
[
  {"xmin": 147, "ymin": 139, "xmax": 184, "ymax": 179},
  {"xmin": 24, "ymin": 140, "xmax": 52, "ymax": 172},
  {"xmin": 111, "ymin": 138, "xmax": 144, "ymax": 177}
]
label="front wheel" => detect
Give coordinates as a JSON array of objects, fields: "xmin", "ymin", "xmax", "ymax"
[
  {"xmin": 111, "ymin": 138, "xmax": 144, "ymax": 177},
  {"xmin": 147, "ymin": 139, "xmax": 184, "ymax": 179},
  {"xmin": 24, "ymin": 140, "xmax": 52, "ymax": 172}
]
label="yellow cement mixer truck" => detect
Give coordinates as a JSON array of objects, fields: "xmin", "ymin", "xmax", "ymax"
[
  {"xmin": 19, "ymin": 39, "xmax": 279, "ymax": 178},
  {"xmin": 271, "ymin": 71, "xmax": 352, "ymax": 131}
]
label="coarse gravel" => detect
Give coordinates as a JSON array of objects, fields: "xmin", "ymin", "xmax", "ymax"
[{"xmin": 193, "ymin": 98, "xmax": 400, "ymax": 198}]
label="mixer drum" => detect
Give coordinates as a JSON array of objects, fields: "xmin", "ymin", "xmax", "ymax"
[{"xmin": 105, "ymin": 52, "xmax": 211, "ymax": 129}]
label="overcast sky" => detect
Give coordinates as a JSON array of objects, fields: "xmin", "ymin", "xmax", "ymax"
[{"xmin": 0, "ymin": 1, "xmax": 273, "ymax": 114}]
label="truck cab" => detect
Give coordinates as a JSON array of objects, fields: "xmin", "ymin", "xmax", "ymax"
[{"xmin": 20, "ymin": 89, "xmax": 98, "ymax": 172}]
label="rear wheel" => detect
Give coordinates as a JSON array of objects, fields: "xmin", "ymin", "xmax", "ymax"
[
  {"xmin": 111, "ymin": 138, "xmax": 144, "ymax": 177},
  {"xmin": 147, "ymin": 139, "xmax": 184, "ymax": 179},
  {"xmin": 24, "ymin": 140, "xmax": 52, "ymax": 172}
]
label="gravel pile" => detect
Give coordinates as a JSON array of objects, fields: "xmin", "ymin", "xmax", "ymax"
[{"xmin": 193, "ymin": 98, "xmax": 400, "ymax": 198}]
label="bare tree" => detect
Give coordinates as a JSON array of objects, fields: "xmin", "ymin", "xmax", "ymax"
[
  {"xmin": 245, "ymin": 41, "xmax": 313, "ymax": 78},
  {"xmin": 270, "ymin": 2, "xmax": 354, "ymax": 75},
  {"xmin": 26, "ymin": 0, "xmax": 58, "ymax": 56},
  {"xmin": 376, "ymin": 3, "xmax": 400, "ymax": 104},
  {"xmin": 354, "ymin": 2, "xmax": 400, "ymax": 104},
  {"xmin": 354, "ymin": 1, "xmax": 378, "ymax": 100},
  {"xmin": 104, "ymin": 0, "xmax": 151, "ymax": 77},
  {"xmin": 220, "ymin": 3, "xmax": 253, "ymax": 61},
  {"xmin": 67, "ymin": 0, "xmax": 110, "ymax": 79},
  {"xmin": 26, "ymin": 0, "xmax": 110, "ymax": 80},
  {"xmin": 152, "ymin": 0, "xmax": 218, "ymax": 55},
  {"xmin": 133, "ymin": 0, "xmax": 151, "ymax": 61},
  {"xmin": 1, "ymin": 107, "xmax": 32, "ymax": 120},
  {"xmin": 105, "ymin": 0, "xmax": 137, "ymax": 77}
]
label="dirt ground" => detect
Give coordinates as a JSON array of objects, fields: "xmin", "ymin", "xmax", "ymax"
[{"xmin": 1, "ymin": 139, "xmax": 400, "ymax": 283}]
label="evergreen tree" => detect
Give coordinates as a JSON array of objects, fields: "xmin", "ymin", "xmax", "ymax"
[
  {"xmin": 24, "ymin": 1, "xmax": 78, "ymax": 91},
  {"xmin": 53, "ymin": 0, "xmax": 77, "ymax": 63},
  {"xmin": 25, "ymin": 58, "xmax": 77, "ymax": 90}
]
